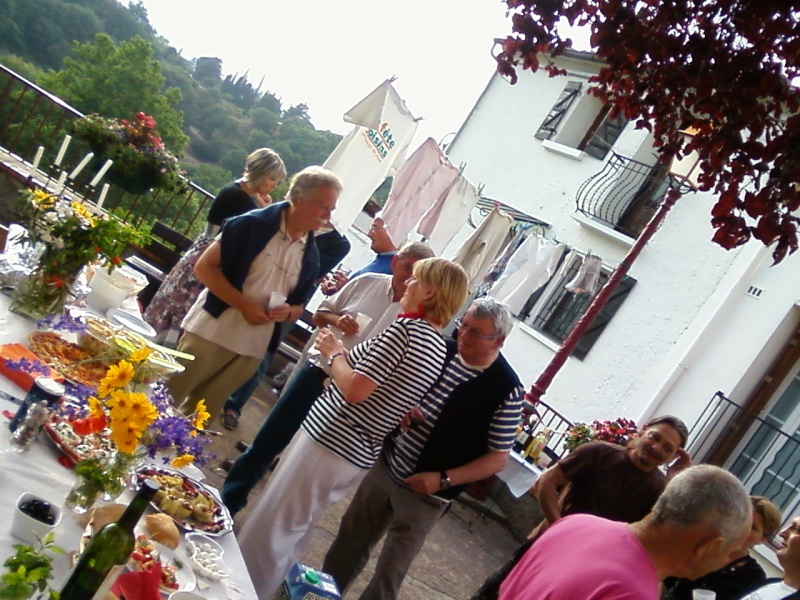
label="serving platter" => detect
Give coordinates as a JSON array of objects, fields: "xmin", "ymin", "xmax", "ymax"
[{"xmin": 134, "ymin": 465, "xmax": 233, "ymax": 537}]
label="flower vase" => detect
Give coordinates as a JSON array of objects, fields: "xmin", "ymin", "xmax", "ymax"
[
  {"xmin": 64, "ymin": 474, "xmax": 102, "ymax": 515},
  {"xmin": 9, "ymin": 264, "xmax": 79, "ymax": 320},
  {"xmin": 100, "ymin": 451, "xmax": 141, "ymax": 501}
]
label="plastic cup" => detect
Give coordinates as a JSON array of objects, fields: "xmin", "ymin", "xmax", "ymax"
[
  {"xmin": 268, "ymin": 291, "xmax": 287, "ymax": 308},
  {"xmin": 354, "ymin": 312, "xmax": 372, "ymax": 332},
  {"xmin": 693, "ymin": 591, "xmax": 716, "ymax": 600}
]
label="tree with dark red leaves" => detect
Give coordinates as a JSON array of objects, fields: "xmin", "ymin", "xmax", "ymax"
[{"xmin": 496, "ymin": 0, "xmax": 800, "ymax": 263}]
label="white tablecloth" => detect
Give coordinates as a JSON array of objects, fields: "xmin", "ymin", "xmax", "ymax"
[
  {"xmin": 496, "ymin": 451, "xmax": 544, "ymax": 497},
  {"xmin": 0, "ymin": 293, "xmax": 256, "ymax": 599}
]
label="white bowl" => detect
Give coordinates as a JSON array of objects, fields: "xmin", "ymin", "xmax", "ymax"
[
  {"xmin": 185, "ymin": 533, "xmax": 229, "ymax": 581},
  {"xmin": 168, "ymin": 593, "xmax": 205, "ymax": 600},
  {"xmin": 10, "ymin": 493, "xmax": 62, "ymax": 545}
]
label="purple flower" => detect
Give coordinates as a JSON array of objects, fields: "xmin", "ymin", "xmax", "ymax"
[
  {"xmin": 5, "ymin": 358, "xmax": 50, "ymax": 376},
  {"xmin": 36, "ymin": 312, "xmax": 88, "ymax": 333}
]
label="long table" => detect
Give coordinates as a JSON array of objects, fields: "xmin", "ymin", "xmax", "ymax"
[{"xmin": 0, "ymin": 293, "xmax": 257, "ymax": 599}]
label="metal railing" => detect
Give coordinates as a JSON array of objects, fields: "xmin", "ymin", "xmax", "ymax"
[
  {"xmin": 689, "ymin": 391, "xmax": 800, "ymax": 533},
  {"xmin": 0, "ymin": 64, "xmax": 214, "ymax": 238},
  {"xmin": 575, "ymin": 152, "xmax": 670, "ymax": 238},
  {"xmin": 528, "ymin": 399, "xmax": 574, "ymax": 460}
]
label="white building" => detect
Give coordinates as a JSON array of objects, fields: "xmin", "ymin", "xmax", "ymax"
[{"xmin": 338, "ymin": 49, "xmax": 799, "ymax": 566}]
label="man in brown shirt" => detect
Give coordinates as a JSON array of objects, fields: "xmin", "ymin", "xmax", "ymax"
[{"xmin": 471, "ymin": 414, "xmax": 692, "ymax": 600}]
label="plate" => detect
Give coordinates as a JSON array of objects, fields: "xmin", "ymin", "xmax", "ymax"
[
  {"xmin": 43, "ymin": 417, "xmax": 115, "ymax": 464},
  {"xmin": 134, "ymin": 466, "xmax": 233, "ymax": 537},
  {"xmin": 107, "ymin": 308, "xmax": 157, "ymax": 338},
  {"xmin": 128, "ymin": 539, "xmax": 196, "ymax": 595}
]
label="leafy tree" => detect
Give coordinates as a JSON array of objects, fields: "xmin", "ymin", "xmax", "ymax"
[
  {"xmin": 220, "ymin": 149, "xmax": 248, "ymax": 175},
  {"xmin": 283, "ymin": 103, "xmax": 311, "ymax": 122},
  {"xmin": 40, "ymin": 33, "xmax": 188, "ymax": 153},
  {"xmin": 246, "ymin": 130, "xmax": 273, "ymax": 152},
  {"xmin": 497, "ymin": 0, "xmax": 800, "ymax": 262},
  {"xmin": 250, "ymin": 107, "xmax": 279, "ymax": 134},
  {"xmin": 194, "ymin": 57, "xmax": 222, "ymax": 85},
  {"xmin": 184, "ymin": 162, "xmax": 234, "ymax": 196},
  {"xmin": 254, "ymin": 92, "xmax": 282, "ymax": 114}
]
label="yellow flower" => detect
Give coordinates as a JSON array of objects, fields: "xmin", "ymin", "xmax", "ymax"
[
  {"xmin": 103, "ymin": 360, "xmax": 135, "ymax": 389},
  {"xmin": 192, "ymin": 399, "xmax": 211, "ymax": 432},
  {"xmin": 127, "ymin": 392, "xmax": 158, "ymax": 428},
  {"xmin": 87, "ymin": 396, "xmax": 105, "ymax": 421},
  {"xmin": 171, "ymin": 454, "xmax": 194, "ymax": 468},
  {"xmin": 32, "ymin": 189, "xmax": 55, "ymax": 208},
  {"xmin": 129, "ymin": 346, "xmax": 152, "ymax": 363},
  {"xmin": 109, "ymin": 421, "xmax": 144, "ymax": 454},
  {"xmin": 97, "ymin": 377, "xmax": 114, "ymax": 398},
  {"xmin": 106, "ymin": 389, "xmax": 133, "ymax": 415}
]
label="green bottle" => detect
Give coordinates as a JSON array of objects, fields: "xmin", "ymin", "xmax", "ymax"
[{"xmin": 60, "ymin": 479, "xmax": 159, "ymax": 600}]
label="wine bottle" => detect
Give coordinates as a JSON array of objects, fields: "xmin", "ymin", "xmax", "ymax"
[{"xmin": 60, "ymin": 479, "xmax": 159, "ymax": 600}]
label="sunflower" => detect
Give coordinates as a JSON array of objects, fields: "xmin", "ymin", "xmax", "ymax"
[{"xmin": 103, "ymin": 360, "xmax": 135, "ymax": 389}]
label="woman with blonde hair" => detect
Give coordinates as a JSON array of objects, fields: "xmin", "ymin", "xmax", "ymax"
[
  {"xmin": 239, "ymin": 257, "xmax": 468, "ymax": 598},
  {"xmin": 144, "ymin": 148, "xmax": 287, "ymax": 347}
]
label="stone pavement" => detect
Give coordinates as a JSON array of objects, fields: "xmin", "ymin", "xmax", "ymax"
[{"xmin": 198, "ymin": 358, "xmax": 544, "ymax": 600}]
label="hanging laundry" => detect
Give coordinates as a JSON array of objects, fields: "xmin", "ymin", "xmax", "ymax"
[
  {"xmin": 380, "ymin": 138, "xmax": 459, "ymax": 245},
  {"xmin": 475, "ymin": 225, "xmax": 530, "ymax": 298},
  {"xmin": 324, "ymin": 80, "xmax": 418, "ymax": 233},
  {"xmin": 565, "ymin": 254, "xmax": 603, "ymax": 295},
  {"xmin": 450, "ymin": 206, "xmax": 514, "ymax": 291},
  {"xmin": 417, "ymin": 175, "xmax": 481, "ymax": 254},
  {"xmin": 499, "ymin": 238, "xmax": 566, "ymax": 316}
]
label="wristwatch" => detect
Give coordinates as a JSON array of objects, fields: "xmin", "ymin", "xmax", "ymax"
[
  {"xmin": 327, "ymin": 352, "xmax": 344, "ymax": 367},
  {"xmin": 439, "ymin": 470, "xmax": 451, "ymax": 491}
]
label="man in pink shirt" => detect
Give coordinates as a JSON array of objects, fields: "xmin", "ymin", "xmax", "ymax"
[{"xmin": 499, "ymin": 465, "xmax": 752, "ymax": 600}]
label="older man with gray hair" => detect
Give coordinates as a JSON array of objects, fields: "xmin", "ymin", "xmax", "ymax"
[
  {"xmin": 499, "ymin": 465, "xmax": 752, "ymax": 600},
  {"xmin": 322, "ymin": 298, "xmax": 524, "ymax": 600}
]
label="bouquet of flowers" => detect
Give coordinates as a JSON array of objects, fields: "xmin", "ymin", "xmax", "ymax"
[
  {"xmin": 564, "ymin": 417, "xmax": 640, "ymax": 452},
  {"xmin": 72, "ymin": 112, "xmax": 188, "ymax": 194},
  {"xmin": 11, "ymin": 188, "xmax": 149, "ymax": 318}
]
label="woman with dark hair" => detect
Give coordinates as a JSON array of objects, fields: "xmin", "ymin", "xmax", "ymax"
[{"xmin": 144, "ymin": 148, "xmax": 287, "ymax": 346}]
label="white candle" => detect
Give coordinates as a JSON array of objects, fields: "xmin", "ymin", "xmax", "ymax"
[
  {"xmin": 54, "ymin": 135, "xmax": 71, "ymax": 167},
  {"xmin": 97, "ymin": 183, "xmax": 109, "ymax": 209},
  {"xmin": 55, "ymin": 171, "xmax": 67, "ymax": 194},
  {"xmin": 88, "ymin": 159, "xmax": 113, "ymax": 188},
  {"xmin": 30, "ymin": 147, "xmax": 44, "ymax": 177},
  {"xmin": 68, "ymin": 152, "xmax": 94, "ymax": 180}
]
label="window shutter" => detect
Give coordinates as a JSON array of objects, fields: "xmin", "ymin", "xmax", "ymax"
[
  {"xmin": 573, "ymin": 275, "xmax": 637, "ymax": 359},
  {"xmin": 535, "ymin": 81, "xmax": 583, "ymax": 140},
  {"xmin": 582, "ymin": 110, "xmax": 629, "ymax": 159}
]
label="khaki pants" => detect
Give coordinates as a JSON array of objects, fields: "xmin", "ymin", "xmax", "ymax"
[{"xmin": 166, "ymin": 331, "xmax": 260, "ymax": 416}]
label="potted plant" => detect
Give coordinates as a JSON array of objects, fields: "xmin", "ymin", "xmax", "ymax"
[
  {"xmin": 72, "ymin": 112, "xmax": 189, "ymax": 195},
  {"xmin": 564, "ymin": 417, "xmax": 640, "ymax": 452}
]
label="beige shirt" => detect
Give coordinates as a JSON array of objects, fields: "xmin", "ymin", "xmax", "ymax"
[{"xmin": 183, "ymin": 217, "xmax": 306, "ymax": 357}]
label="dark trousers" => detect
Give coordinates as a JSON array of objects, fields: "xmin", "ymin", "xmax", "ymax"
[{"xmin": 220, "ymin": 362, "xmax": 327, "ymax": 515}]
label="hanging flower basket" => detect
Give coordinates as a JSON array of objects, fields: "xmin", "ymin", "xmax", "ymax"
[{"xmin": 73, "ymin": 112, "xmax": 189, "ymax": 195}]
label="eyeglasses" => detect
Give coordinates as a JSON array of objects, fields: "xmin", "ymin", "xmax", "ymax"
[{"xmin": 455, "ymin": 318, "xmax": 500, "ymax": 340}]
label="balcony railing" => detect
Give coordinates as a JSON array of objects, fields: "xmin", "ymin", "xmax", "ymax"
[
  {"xmin": 688, "ymin": 391, "xmax": 800, "ymax": 534},
  {"xmin": 528, "ymin": 399, "xmax": 574, "ymax": 461},
  {"xmin": 0, "ymin": 64, "xmax": 214, "ymax": 238},
  {"xmin": 575, "ymin": 152, "xmax": 671, "ymax": 238}
]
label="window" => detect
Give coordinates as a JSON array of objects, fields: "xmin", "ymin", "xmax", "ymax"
[
  {"xmin": 536, "ymin": 82, "xmax": 629, "ymax": 159},
  {"xmin": 522, "ymin": 252, "xmax": 636, "ymax": 359}
]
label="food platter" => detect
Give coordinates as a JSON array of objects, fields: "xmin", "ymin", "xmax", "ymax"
[
  {"xmin": 42, "ymin": 416, "xmax": 115, "ymax": 464},
  {"xmin": 27, "ymin": 331, "xmax": 107, "ymax": 388},
  {"xmin": 134, "ymin": 465, "xmax": 233, "ymax": 537},
  {"xmin": 128, "ymin": 536, "xmax": 196, "ymax": 595}
]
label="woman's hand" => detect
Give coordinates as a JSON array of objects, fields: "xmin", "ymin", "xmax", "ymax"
[
  {"xmin": 267, "ymin": 303, "xmax": 292, "ymax": 323},
  {"xmin": 315, "ymin": 327, "xmax": 344, "ymax": 359}
]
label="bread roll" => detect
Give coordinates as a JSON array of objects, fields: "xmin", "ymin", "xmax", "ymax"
[{"xmin": 144, "ymin": 513, "xmax": 180, "ymax": 550}]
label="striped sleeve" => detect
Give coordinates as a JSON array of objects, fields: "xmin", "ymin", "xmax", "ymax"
[
  {"xmin": 352, "ymin": 321, "xmax": 408, "ymax": 386},
  {"xmin": 487, "ymin": 385, "xmax": 525, "ymax": 452}
]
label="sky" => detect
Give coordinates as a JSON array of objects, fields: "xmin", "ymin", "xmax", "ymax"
[{"xmin": 138, "ymin": 0, "xmax": 516, "ymax": 150}]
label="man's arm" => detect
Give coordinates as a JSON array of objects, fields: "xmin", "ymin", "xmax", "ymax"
[
  {"xmin": 194, "ymin": 241, "xmax": 270, "ymax": 325},
  {"xmin": 312, "ymin": 311, "xmax": 359, "ymax": 336},
  {"xmin": 531, "ymin": 463, "xmax": 570, "ymax": 527},
  {"xmin": 404, "ymin": 450, "xmax": 509, "ymax": 495}
]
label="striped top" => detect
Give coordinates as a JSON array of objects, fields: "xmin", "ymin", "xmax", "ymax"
[
  {"xmin": 303, "ymin": 317, "xmax": 446, "ymax": 469},
  {"xmin": 383, "ymin": 355, "xmax": 524, "ymax": 487}
]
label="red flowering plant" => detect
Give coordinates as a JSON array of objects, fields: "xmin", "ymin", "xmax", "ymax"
[
  {"xmin": 564, "ymin": 418, "xmax": 640, "ymax": 452},
  {"xmin": 72, "ymin": 112, "xmax": 189, "ymax": 194}
]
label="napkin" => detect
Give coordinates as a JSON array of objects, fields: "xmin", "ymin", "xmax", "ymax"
[
  {"xmin": 0, "ymin": 343, "xmax": 63, "ymax": 391},
  {"xmin": 111, "ymin": 563, "xmax": 163, "ymax": 600}
]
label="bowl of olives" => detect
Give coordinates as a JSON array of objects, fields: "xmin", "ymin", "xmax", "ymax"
[{"xmin": 11, "ymin": 493, "xmax": 61, "ymax": 544}]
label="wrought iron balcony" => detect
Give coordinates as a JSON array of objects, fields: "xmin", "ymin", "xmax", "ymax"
[
  {"xmin": 575, "ymin": 152, "xmax": 671, "ymax": 238},
  {"xmin": 688, "ymin": 390, "xmax": 800, "ymax": 536}
]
